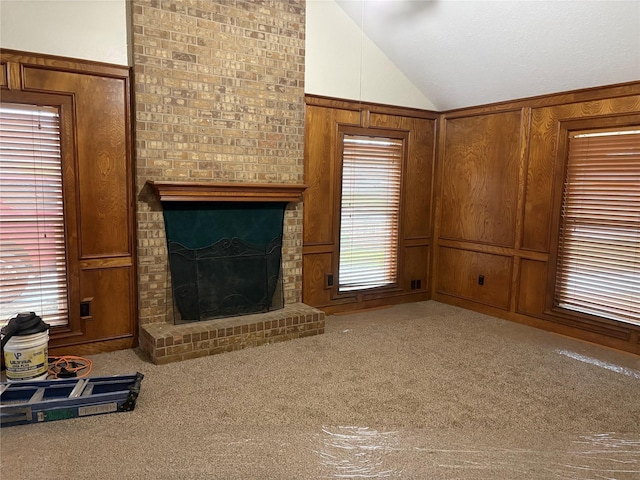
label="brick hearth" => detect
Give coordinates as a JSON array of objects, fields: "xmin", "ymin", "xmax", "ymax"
[{"xmin": 140, "ymin": 303, "xmax": 324, "ymax": 365}]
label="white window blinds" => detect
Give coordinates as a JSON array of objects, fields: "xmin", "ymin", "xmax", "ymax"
[
  {"xmin": 338, "ymin": 135, "xmax": 402, "ymax": 292},
  {"xmin": 555, "ymin": 128, "xmax": 640, "ymax": 326},
  {"xmin": 0, "ymin": 103, "xmax": 68, "ymax": 327}
]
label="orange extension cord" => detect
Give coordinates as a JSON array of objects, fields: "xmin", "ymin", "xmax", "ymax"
[{"xmin": 47, "ymin": 355, "xmax": 93, "ymax": 379}]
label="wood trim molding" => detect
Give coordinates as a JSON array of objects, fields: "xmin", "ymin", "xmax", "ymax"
[
  {"xmin": 307, "ymin": 82, "xmax": 640, "ymax": 120},
  {"xmin": 0, "ymin": 49, "xmax": 130, "ymax": 78},
  {"xmin": 305, "ymin": 94, "xmax": 439, "ymax": 119},
  {"xmin": 442, "ymin": 81, "xmax": 640, "ymax": 116},
  {"xmin": 147, "ymin": 181, "xmax": 308, "ymax": 203}
]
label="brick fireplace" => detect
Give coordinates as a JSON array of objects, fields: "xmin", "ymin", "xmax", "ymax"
[{"xmin": 132, "ymin": 0, "xmax": 323, "ymax": 364}]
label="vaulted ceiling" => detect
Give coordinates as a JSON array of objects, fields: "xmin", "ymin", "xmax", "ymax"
[{"xmin": 335, "ymin": 0, "xmax": 640, "ymax": 110}]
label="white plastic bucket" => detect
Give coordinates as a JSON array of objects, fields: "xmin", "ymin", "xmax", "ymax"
[{"xmin": 3, "ymin": 330, "xmax": 49, "ymax": 382}]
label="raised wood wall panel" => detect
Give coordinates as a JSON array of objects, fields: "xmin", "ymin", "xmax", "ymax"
[
  {"xmin": 0, "ymin": 63, "xmax": 7, "ymax": 88},
  {"xmin": 302, "ymin": 253, "xmax": 333, "ymax": 306},
  {"xmin": 77, "ymin": 76, "xmax": 130, "ymax": 256},
  {"xmin": 406, "ymin": 119, "xmax": 436, "ymax": 239},
  {"xmin": 436, "ymin": 247, "xmax": 512, "ymax": 310},
  {"xmin": 303, "ymin": 105, "xmax": 359, "ymax": 245},
  {"xmin": 1, "ymin": 50, "xmax": 136, "ymax": 352},
  {"xmin": 22, "ymin": 67, "xmax": 132, "ymax": 257},
  {"xmin": 516, "ymin": 259, "xmax": 547, "ymax": 316},
  {"xmin": 369, "ymin": 114, "xmax": 435, "ymax": 239},
  {"xmin": 79, "ymin": 267, "xmax": 135, "ymax": 339},
  {"xmin": 522, "ymin": 96, "xmax": 640, "ymax": 251},
  {"xmin": 440, "ymin": 110, "xmax": 522, "ymax": 247},
  {"xmin": 403, "ymin": 246, "xmax": 430, "ymax": 292}
]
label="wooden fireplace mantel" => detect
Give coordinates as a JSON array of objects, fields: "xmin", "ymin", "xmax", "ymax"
[{"xmin": 147, "ymin": 181, "xmax": 308, "ymax": 203}]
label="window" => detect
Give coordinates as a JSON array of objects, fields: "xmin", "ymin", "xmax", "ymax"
[
  {"xmin": 0, "ymin": 103, "xmax": 68, "ymax": 327},
  {"xmin": 338, "ymin": 134, "xmax": 403, "ymax": 292},
  {"xmin": 555, "ymin": 128, "xmax": 640, "ymax": 326}
]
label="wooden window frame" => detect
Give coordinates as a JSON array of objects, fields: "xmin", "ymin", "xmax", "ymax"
[
  {"xmin": 331, "ymin": 125, "xmax": 408, "ymax": 301},
  {"xmin": 1, "ymin": 90, "xmax": 83, "ymax": 338},
  {"xmin": 545, "ymin": 113, "xmax": 640, "ymax": 332}
]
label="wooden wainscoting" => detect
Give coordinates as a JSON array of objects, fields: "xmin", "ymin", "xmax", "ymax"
[
  {"xmin": 303, "ymin": 96, "xmax": 437, "ymax": 314},
  {"xmin": 432, "ymin": 82, "xmax": 640, "ymax": 355},
  {"xmin": 1, "ymin": 50, "xmax": 136, "ymax": 354}
]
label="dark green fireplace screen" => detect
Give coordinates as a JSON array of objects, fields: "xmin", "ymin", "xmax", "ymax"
[{"xmin": 162, "ymin": 202, "xmax": 286, "ymax": 323}]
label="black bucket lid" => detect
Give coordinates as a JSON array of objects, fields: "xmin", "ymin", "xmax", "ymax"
[{"xmin": 1, "ymin": 313, "xmax": 50, "ymax": 348}]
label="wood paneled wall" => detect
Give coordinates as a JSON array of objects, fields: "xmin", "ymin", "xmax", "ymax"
[
  {"xmin": 1, "ymin": 50, "xmax": 136, "ymax": 354},
  {"xmin": 433, "ymin": 82, "xmax": 640, "ymax": 355},
  {"xmin": 303, "ymin": 96, "xmax": 437, "ymax": 313}
]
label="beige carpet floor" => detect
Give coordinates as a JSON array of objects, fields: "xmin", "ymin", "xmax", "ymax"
[{"xmin": 1, "ymin": 301, "xmax": 639, "ymax": 479}]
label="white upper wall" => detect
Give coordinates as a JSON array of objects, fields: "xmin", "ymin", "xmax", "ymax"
[
  {"xmin": 337, "ymin": 0, "xmax": 640, "ymax": 111},
  {"xmin": 0, "ymin": 0, "xmax": 129, "ymax": 66},
  {"xmin": 305, "ymin": 0, "xmax": 436, "ymax": 110},
  {"xmin": 0, "ymin": 0, "xmax": 432, "ymax": 109}
]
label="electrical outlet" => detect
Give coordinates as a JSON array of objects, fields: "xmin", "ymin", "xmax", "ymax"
[
  {"xmin": 80, "ymin": 297, "xmax": 93, "ymax": 318},
  {"xmin": 478, "ymin": 275, "xmax": 485, "ymax": 286},
  {"xmin": 326, "ymin": 273, "xmax": 334, "ymax": 288}
]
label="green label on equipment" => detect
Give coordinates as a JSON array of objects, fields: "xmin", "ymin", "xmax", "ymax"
[{"xmin": 43, "ymin": 409, "xmax": 74, "ymax": 422}]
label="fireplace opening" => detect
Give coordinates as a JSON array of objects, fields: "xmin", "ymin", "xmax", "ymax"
[{"xmin": 161, "ymin": 202, "xmax": 286, "ymax": 324}]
